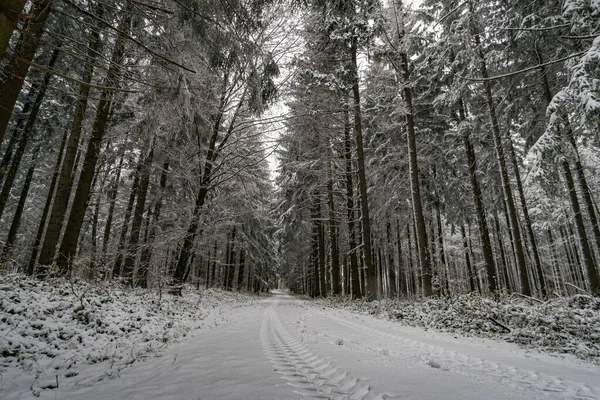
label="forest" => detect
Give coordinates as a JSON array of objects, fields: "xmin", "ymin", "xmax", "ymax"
[{"xmin": 0, "ymin": 0, "xmax": 599, "ymax": 302}]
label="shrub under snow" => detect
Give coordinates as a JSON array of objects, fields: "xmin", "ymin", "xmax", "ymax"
[
  {"xmin": 0, "ymin": 273, "xmax": 254, "ymax": 393},
  {"xmin": 323, "ymin": 293, "xmax": 600, "ymax": 364}
]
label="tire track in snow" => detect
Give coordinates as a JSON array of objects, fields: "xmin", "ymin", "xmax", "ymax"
[
  {"xmin": 318, "ymin": 311, "xmax": 600, "ymax": 400},
  {"xmin": 260, "ymin": 306, "xmax": 394, "ymax": 400}
]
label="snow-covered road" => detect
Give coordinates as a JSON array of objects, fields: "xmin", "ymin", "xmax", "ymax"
[{"xmin": 9, "ymin": 292, "xmax": 600, "ymax": 399}]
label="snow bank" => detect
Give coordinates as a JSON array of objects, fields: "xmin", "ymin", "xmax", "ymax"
[
  {"xmin": 322, "ymin": 293, "xmax": 600, "ymax": 364},
  {"xmin": 0, "ymin": 274, "xmax": 256, "ymax": 396}
]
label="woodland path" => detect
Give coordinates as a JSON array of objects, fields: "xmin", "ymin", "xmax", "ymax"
[{"xmin": 36, "ymin": 292, "xmax": 600, "ymax": 400}]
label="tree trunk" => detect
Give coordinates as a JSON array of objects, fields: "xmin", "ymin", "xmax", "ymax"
[
  {"xmin": 460, "ymin": 224, "xmax": 476, "ymax": 293},
  {"xmin": 561, "ymin": 160, "xmax": 600, "ymax": 294},
  {"xmin": 506, "ymin": 131, "xmax": 546, "ymax": 297},
  {"xmin": 459, "ymin": 100, "xmax": 497, "ymax": 293},
  {"xmin": 0, "ymin": 0, "xmax": 52, "ymax": 144},
  {"xmin": 0, "ymin": 0, "xmax": 27, "ymax": 58},
  {"xmin": 395, "ymin": 219, "xmax": 404, "ymax": 297},
  {"xmin": 89, "ymin": 194, "xmax": 101, "ymax": 279},
  {"xmin": 38, "ymin": 7, "xmax": 104, "ymax": 267},
  {"xmin": 102, "ymin": 149, "xmax": 125, "ymax": 257},
  {"xmin": 327, "ymin": 170, "xmax": 340, "ymax": 295},
  {"xmin": 0, "ymin": 47, "xmax": 58, "ymax": 219},
  {"xmin": 55, "ymin": 15, "xmax": 129, "ymax": 274},
  {"xmin": 113, "ymin": 157, "xmax": 142, "ymax": 277},
  {"xmin": 311, "ymin": 197, "xmax": 320, "ymax": 298},
  {"xmin": 123, "ymin": 145, "xmax": 154, "ymax": 285},
  {"xmin": 317, "ymin": 197, "xmax": 327, "ymax": 298},
  {"xmin": 493, "ymin": 213, "xmax": 511, "ymax": 292},
  {"xmin": 28, "ymin": 124, "xmax": 69, "ymax": 276},
  {"xmin": 226, "ymin": 225, "xmax": 237, "ymax": 290},
  {"xmin": 393, "ymin": 2, "xmax": 432, "ymax": 296},
  {"xmin": 350, "ymin": 37, "xmax": 376, "ymax": 299},
  {"xmin": 138, "ymin": 160, "xmax": 168, "ymax": 288},
  {"xmin": 343, "ymin": 103, "xmax": 361, "ymax": 299},
  {"xmin": 537, "ymin": 53, "xmax": 600, "ymax": 295},
  {"xmin": 0, "ymin": 157, "xmax": 35, "ymax": 263},
  {"xmin": 471, "ymin": 16, "xmax": 530, "ymax": 295}
]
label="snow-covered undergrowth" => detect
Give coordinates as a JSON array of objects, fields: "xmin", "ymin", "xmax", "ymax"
[
  {"xmin": 322, "ymin": 293, "xmax": 600, "ymax": 364},
  {"xmin": 0, "ymin": 273, "xmax": 255, "ymax": 395}
]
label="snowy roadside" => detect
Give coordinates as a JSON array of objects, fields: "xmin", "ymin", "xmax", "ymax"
[
  {"xmin": 318, "ymin": 293, "xmax": 600, "ymax": 364},
  {"xmin": 0, "ymin": 274, "xmax": 258, "ymax": 398}
]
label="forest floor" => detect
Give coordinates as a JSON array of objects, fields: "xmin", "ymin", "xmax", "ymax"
[{"xmin": 1, "ymin": 276, "xmax": 600, "ymax": 400}]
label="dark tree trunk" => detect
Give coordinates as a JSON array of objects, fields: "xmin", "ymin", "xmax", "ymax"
[
  {"xmin": 237, "ymin": 249, "xmax": 246, "ymax": 290},
  {"xmin": 327, "ymin": 172, "xmax": 340, "ymax": 294},
  {"xmin": 561, "ymin": 160, "xmax": 600, "ymax": 294},
  {"xmin": 460, "ymin": 224, "xmax": 476, "ymax": 293},
  {"xmin": 0, "ymin": 0, "xmax": 52, "ymax": 144},
  {"xmin": 0, "ymin": 47, "xmax": 58, "ymax": 219},
  {"xmin": 1, "ymin": 158, "xmax": 35, "ymax": 262},
  {"xmin": 343, "ymin": 104, "xmax": 361, "ymax": 299},
  {"xmin": 350, "ymin": 37, "xmax": 376, "ymax": 300},
  {"xmin": 138, "ymin": 161, "xmax": 169, "ymax": 288},
  {"xmin": 102, "ymin": 150, "xmax": 125, "ymax": 256},
  {"xmin": 28, "ymin": 124, "xmax": 69, "ymax": 276},
  {"xmin": 55, "ymin": 15, "xmax": 129, "ymax": 274},
  {"xmin": 506, "ymin": 133, "xmax": 546, "ymax": 297},
  {"xmin": 537, "ymin": 55, "xmax": 600, "ymax": 295},
  {"xmin": 472, "ymin": 25, "xmax": 530, "ymax": 295},
  {"xmin": 113, "ymin": 157, "xmax": 142, "ymax": 278},
  {"xmin": 311, "ymin": 198, "xmax": 320, "ymax": 298},
  {"xmin": 493, "ymin": 213, "xmax": 511, "ymax": 292},
  {"xmin": 0, "ymin": 0, "xmax": 27, "ymax": 59},
  {"xmin": 396, "ymin": 219, "xmax": 404, "ymax": 297},
  {"xmin": 393, "ymin": 3, "xmax": 432, "ymax": 297},
  {"xmin": 89, "ymin": 196, "xmax": 101, "ymax": 279},
  {"xmin": 226, "ymin": 226, "xmax": 237, "ymax": 290},
  {"xmin": 317, "ymin": 198, "xmax": 327, "ymax": 298},
  {"xmin": 459, "ymin": 100, "xmax": 497, "ymax": 294},
  {"xmin": 38, "ymin": 6, "xmax": 105, "ymax": 268},
  {"xmin": 123, "ymin": 145, "xmax": 154, "ymax": 285}
]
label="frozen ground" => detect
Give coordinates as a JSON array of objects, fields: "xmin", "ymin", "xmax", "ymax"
[{"xmin": 1, "ymin": 278, "xmax": 599, "ymax": 399}]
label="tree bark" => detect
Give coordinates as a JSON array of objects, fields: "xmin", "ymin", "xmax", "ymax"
[
  {"xmin": 123, "ymin": 145, "xmax": 154, "ymax": 285},
  {"xmin": 113, "ymin": 156, "xmax": 142, "ymax": 277},
  {"xmin": 138, "ymin": 160, "xmax": 169, "ymax": 288},
  {"xmin": 102, "ymin": 150, "xmax": 125, "ymax": 256},
  {"xmin": 55, "ymin": 15, "xmax": 129, "ymax": 274},
  {"xmin": 1, "ymin": 156, "xmax": 35, "ymax": 263},
  {"xmin": 0, "ymin": 0, "xmax": 52, "ymax": 144},
  {"xmin": 38, "ymin": 6, "xmax": 104, "ymax": 267},
  {"xmin": 458, "ymin": 100, "xmax": 497, "ymax": 293},
  {"xmin": 0, "ymin": 0, "xmax": 27, "ymax": 58},
  {"xmin": 28, "ymin": 123, "xmax": 69, "ymax": 275},
  {"xmin": 350, "ymin": 37, "xmax": 376, "ymax": 299},
  {"xmin": 327, "ymin": 170, "xmax": 340, "ymax": 295},
  {"xmin": 317, "ymin": 196, "xmax": 327, "ymax": 298},
  {"xmin": 561, "ymin": 159, "xmax": 600, "ymax": 294},
  {"xmin": 393, "ymin": 1, "xmax": 432, "ymax": 296},
  {"xmin": 470, "ymin": 12, "xmax": 530, "ymax": 295},
  {"xmin": 0, "ymin": 47, "xmax": 58, "ymax": 219},
  {"xmin": 343, "ymin": 103, "xmax": 361, "ymax": 298},
  {"xmin": 460, "ymin": 224, "xmax": 476, "ymax": 293}
]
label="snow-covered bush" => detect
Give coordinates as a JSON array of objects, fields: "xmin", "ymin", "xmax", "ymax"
[
  {"xmin": 323, "ymin": 293, "xmax": 600, "ymax": 363},
  {"xmin": 0, "ymin": 273, "xmax": 255, "ymax": 391}
]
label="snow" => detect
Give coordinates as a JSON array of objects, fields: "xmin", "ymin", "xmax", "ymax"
[
  {"xmin": 321, "ymin": 293, "xmax": 600, "ymax": 364},
  {"xmin": 2, "ymin": 278, "xmax": 600, "ymax": 399},
  {"xmin": 0, "ymin": 274, "xmax": 258, "ymax": 398}
]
